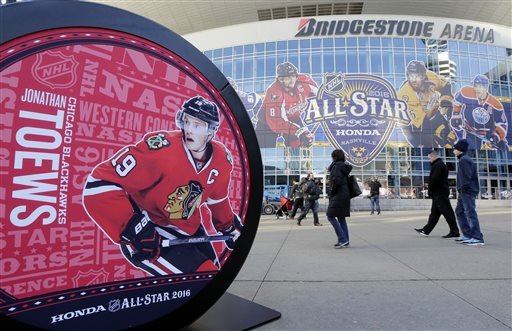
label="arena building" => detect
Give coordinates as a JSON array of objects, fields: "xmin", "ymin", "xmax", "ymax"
[{"xmin": 98, "ymin": 1, "xmax": 512, "ymax": 203}]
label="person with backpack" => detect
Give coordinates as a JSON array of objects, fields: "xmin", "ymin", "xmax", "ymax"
[
  {"xmin": 289, "ymin": 177, "xmax": 306, "ymax": 219},
  {"xmin": 327, "ymin": 149, "xmax": 352, "ymax": 249},
  {"xmin": 296, "ymin": 173, "xmax": 322, "ymax": 226}
]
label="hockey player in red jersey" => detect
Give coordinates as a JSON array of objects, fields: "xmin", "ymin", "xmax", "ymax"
[
  {"xmin": 83, "ymin": 96, "xmax": 242, "ymax": 276},
  {"xmin": 255, "ymin": 62, "xmax": 317, "ymax": 170},
  {"xmin": 255, "ymin": 62, "xmax": 316, "ymax": 149}
]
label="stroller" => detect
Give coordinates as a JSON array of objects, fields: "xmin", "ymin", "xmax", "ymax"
[{"xmin": 276, "ymin": 197, "xmax": 293, "ymax": 219}]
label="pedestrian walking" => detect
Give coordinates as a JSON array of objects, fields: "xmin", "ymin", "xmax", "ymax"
[
  {"xmin": 414, "ymin": 150, "xmax": 460, "ymax": 238},
  {"xmin": 289, "ymin": 177, "xmax": 306, "ymax": 219},
  {"xmin": 369, "ymin": 178, "xmax": 381, "ymax": 215},
  {"xmin": 296, "ymin": 173, "xmax": 322, "ymax": 226},
  {"xmin": 453, "ymin": 139, "xmax": 485, "ymax": 245},
  {"xmin": 326, "ymin": 149, "xmax": 352, "ymax": 248}
]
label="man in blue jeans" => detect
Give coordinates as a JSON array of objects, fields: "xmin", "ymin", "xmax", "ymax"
[
  {"xmin": 369, "ymin": 178, "xmax": 381, "ymax": 215},
  {"xmin": 453, "ymin": 139, "xmax": 485, "ymax": 246},
  {"xmin": 296, "ymin": 174, "xmax": 322, "ymax": 226}
]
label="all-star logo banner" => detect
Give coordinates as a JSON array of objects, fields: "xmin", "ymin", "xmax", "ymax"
[{"xmin": 304, "ymin": 73, "xmax": 410, "ymax": 166}]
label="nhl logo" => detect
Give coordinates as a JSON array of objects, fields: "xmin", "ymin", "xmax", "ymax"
[
  {"xmin": 32, "ymin": 50, "xmax": 78, "ymax": 89},
  {"xmin": 323, "ymin": 73, "xmax": 345, "ymax": 96},
  {"xmin": 108, "ymin": 299, "xmax": 121, "ymax": 313},
  {"xmin": 71, "ymin": 268, "xmax": 109, "ymax": 288}
]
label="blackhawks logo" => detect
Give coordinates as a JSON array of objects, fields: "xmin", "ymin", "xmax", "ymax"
[
  {"xmin": 164, "ymin": 181, "xmax": 203, "ymax": 220},
  {"xmin": 304, "ymin": 73, "xmax": 410, "ymax": 166},
  {"xmin": 146, "ymin": 133, "xmax": 170, "ymax": 150}
]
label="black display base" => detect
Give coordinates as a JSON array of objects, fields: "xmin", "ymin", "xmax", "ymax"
[{"xmin": 184, "ymin": 292, "xmax": 281, "ymax": 331}]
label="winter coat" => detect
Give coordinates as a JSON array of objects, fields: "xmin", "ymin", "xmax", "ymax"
[
  {"xmin": 327, "ymin": 161, "xmax": 352, "ymax": 218},
  {"xmin": 369, "ymin": 180, "xmax": 381, "ymax": 197},
  {"xmin": 303, "ymin": 180, "xmax": 321, "ymax": 201},
  {"xmin": 456, "ymin": 153, "xmax": 479, "ymax": 195},
  {"xmin": 289, "ymin": 183, "xmax": 299, "ymax": 199},
  {"xmin": 428, "ymin": 158, "xmax": 450, "ymax": 197}
]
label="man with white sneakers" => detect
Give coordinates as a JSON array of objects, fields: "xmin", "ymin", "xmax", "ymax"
[{"xmin": 453, "ymin": 139, "xmax": 485, "ymax": 246}]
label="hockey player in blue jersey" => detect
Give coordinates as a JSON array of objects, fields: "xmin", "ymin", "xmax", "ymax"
[
  {"xmin": 227, "ymin": 77, "xmax": 262, "ymax": 127},
  {"xmin": 450, "ymin": 75, "xmax": 508, "ymax": 151}
]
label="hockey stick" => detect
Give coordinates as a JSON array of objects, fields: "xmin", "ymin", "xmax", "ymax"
[
  {"xmin": 162, "ymin": 234, "xmax": 233, "ymax": 247},
  {"xmin": 464, "ymin": 130, "xmax": 506, "ymax": 150}
]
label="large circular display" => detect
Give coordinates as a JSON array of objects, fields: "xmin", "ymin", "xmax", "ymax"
[{"xmin": 0, "ymin": 1, "xmax": 262, "ymax": 330}]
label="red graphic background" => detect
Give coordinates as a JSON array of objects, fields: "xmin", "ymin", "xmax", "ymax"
[{"xmin": 0, "ymin": 28, "xmax": 250, "ymax": 300}]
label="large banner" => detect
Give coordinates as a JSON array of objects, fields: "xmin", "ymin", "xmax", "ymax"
[
  {"xmin": 1, "ymin": 1, "xmax": 262, "ymax": 329},
  {"xmin": 233, "ymin": 60, "xmax": 510, "ymax": 168}
]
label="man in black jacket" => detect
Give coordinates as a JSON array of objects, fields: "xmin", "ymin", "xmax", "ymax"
[
  {"xmin": 369, "ymin": 178, "xmax": 381, "ymax": 215},
  {"xmin": 289, "ymin": 177, "xmax": 305, "ymax": 219},
  {"xmin": 296, "ymin": 174, "xmax": 322, "ymax": 226},
  {"xmin": 415, "ymin": 150, "xmax": 460, "ymax": 238}
]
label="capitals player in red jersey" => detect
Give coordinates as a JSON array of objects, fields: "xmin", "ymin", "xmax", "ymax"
[
  {"xmin": 255, "ymin": 62, "xmax": 316, "ymax": 149},
  {"xmin": 450, "ymin": 75, "xmax": 508, "ymax": 151},
  {"xmin": 83, "ymin": 96, "xmax": 242, "ymax": 276}
]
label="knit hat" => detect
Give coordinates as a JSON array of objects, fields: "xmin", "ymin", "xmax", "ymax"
[{"xmin": 453, "ymin": 139, "xmax": 469, "ymax": 153}]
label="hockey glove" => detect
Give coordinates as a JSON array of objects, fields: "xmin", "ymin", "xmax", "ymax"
[
  {"xmin": 222, "ymin": 214, "xmax": 243, "ymax": 250},
  {"xmin": 120, "ymin": 213, "xmax": 162, "ymax": 263},
  {"xmin": 450, "ymin": 114, "xmax": 463, "ymax": 131},
  {"xmin": 296, "ymin": 127, "xmax": 313, "ymax": 148}
]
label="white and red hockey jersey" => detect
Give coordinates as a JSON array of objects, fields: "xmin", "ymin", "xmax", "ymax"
[
  {"xmin": 83, "ymin": 131, "xmax": 235, "ymax": 243},
  {"xmin": 260, "ymin": 74, "xmax": 318, "ymax": 137}
]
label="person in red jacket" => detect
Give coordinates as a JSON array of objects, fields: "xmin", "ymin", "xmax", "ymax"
[
  {"xmin": 255, "ymin": 62, "xmax": 317, "ymax": 169},
  {"xmin": 83, "ymin": 96, "xmax": 242, "ymax": 276}
]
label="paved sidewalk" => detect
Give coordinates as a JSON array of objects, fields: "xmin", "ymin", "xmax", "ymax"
[{"xmin": 228, "ymin": 208, "xmax": 512, "ymax": 331}]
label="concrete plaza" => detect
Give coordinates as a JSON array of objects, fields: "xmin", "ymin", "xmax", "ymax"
[{"xmin": 227, "ymin": 206, "xmax": 512, "ymax": 330}]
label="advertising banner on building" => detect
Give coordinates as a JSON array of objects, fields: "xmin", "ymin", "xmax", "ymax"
[{"xmin": 230, "ymin": 60, "xmax": 510, "ymax": 169}]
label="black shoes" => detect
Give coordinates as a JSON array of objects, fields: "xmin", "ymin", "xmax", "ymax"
[
  {"xmin": 442, "ymin": 232, "xmax": 460, "ymax": 239},
  {"xmin": 314, "ymin": 223, "xmax": 323, "ymax": 226},
  {"xmin": 414, "ymin": 228, "xmax": 429, "ymax": 236}
]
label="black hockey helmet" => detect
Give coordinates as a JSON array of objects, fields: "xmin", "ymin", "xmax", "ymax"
[
  {"xmin": 176, "ymin": 96, "xmax": 220, "ymax": 133},
  {"xmin": 276, "ymin": 62, "xmax": 298, "ymax": 77},
  {"xmin": 406, "ymin": 60, "xmax": 427, "ymax": 75}
]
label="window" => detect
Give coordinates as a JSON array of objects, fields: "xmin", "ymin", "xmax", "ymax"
[
  {"xmin": 213, "ymin": 49, "xmax": 222, "ymax": 58},
  {"xmin": 255, "ymin": 55, "xmax": 265, "ymax": 78},
  {"xmin": 359, "ymin": 52, "xmax": 369, "ymax": 72},
  {"xmin": 393, "ymin": 37, "xmax": 404, "ymax": 48},
  {"xmin": 347, "ymin": 37, "xmax": 357, "ymax": 47},
  {"xmin": 255, "ymin": 43, "xmax": 265, "ymax": 53},
  {"xmin": 265, "ymin": 55, "xmax": 276, "ymax": 76},
  {"xmin": 347, "ymin": 50, "xmax": 358, "ymax": 73},
  {"xmin": 288, "ymin": 40, "xmax": 298, "ymax": 50},
  {"xmin": 223, "ymin": 47, "xmax": 232, "ymax": 57},
  {"xmin": 323, "ymin": 38, "xmax": 334, "ymax": 48},
  {"xmin": 243, "ymin": 58, "xmax": 254, "ymax": 78},
  {"xmin": 335, "ymin": 51, "xmax": 347, "ymax": 73},
  {"xmin": 300, "ymin": 39, "xmax": 311, "ymax": 49},
  {"xmin": 300, "ymin": 53, "xmax": 311, "ymax": 73},
  {"xmin": 334, "ymin": 37, "xmax": 345, "ymax": 48},
  {"xmin": 370, "ymin": 37, "xmax": 381, "ymax": 47},
  {"xmin": 371, "ymin": 50, "xmax": 382, "ymax": 73},
  {"xmin": 324, "ymin": 51, "xmax": 334, "ymax": 73},
  {"xmin": 243, "ymin": 44, "xmax": 254, "ymax": 54}
]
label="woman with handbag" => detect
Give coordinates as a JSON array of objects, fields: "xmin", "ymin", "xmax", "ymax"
[{"xmin": 327, "ymin": 149, "xmax": 353, "ymax": 249}]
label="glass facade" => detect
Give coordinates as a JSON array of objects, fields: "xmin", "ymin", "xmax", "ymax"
[{"xmin": 204, "ymin": 35, "xmax": 512, "ymax": 201}]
